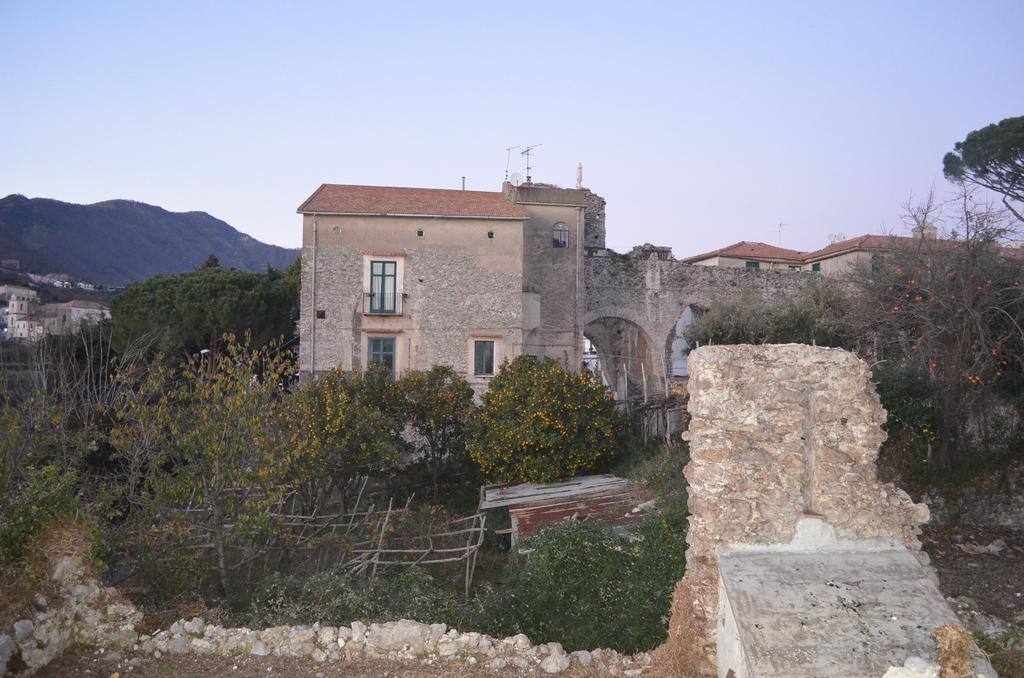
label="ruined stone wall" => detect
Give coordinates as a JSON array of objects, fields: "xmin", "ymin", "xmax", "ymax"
[
  {"xmin": 581, "ymin": 188, "xmax": 606, "ymax": 249},
  {"xmin": 583, "ymin": 247, "xmax": 816, "ymax": 396},
  {"xmin": 665, "ymin": 345, "xmax": 930, "ymax": 675}
]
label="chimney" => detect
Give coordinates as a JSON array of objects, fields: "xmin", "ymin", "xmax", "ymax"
[
  {"xmin": 576, "ymin": 162, "xmax": 583, "ymax": 189},
  {"xmin": 502, "ymin": 181, "xmax": 516, "ymax": 202}
]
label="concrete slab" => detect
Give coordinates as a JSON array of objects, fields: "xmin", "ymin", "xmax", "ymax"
[{"xmin": 717, "ymin": 547, "xmax": 994, "ymax": 678}]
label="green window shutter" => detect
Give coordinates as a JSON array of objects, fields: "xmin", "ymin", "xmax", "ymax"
[
  {"xmin": 811, "ymin": 262, "xmax": 821, "ymax": 272},
  {"xmin": 369, "ymin": 261, "xmax": 397, "ymax": 313},
  {"xmin": 745, "ymin": 261, "xmax": 760, "ymax": 269}
]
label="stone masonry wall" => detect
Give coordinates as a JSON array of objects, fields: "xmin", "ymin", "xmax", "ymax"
[
  {"xmin": 299, "ymin": 241, "xmax": 524, "ymax": 391},
  {"xmin": 582, "ymin": 188, "xmax": 607, "ymax": 249},
  {"xmin": 665, "ymin": 345, "xmax": 931, "ymax": 675},
  {"xmin": 583, "ymin": 247, "xmax": 816, "ymax": 396}
]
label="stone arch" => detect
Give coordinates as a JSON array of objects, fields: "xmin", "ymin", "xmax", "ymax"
[
  {"xmin": 667, "ymin": 304, "xmax": 704, "ymax": 379},
  {"xmin": 583, "ymin": 314, "xmax": 664, "ymax": 400}
]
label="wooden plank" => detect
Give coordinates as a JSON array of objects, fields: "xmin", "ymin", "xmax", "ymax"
[{"xmin": 479, "ymin": 474, "xmax": 629, "ymax": 509}]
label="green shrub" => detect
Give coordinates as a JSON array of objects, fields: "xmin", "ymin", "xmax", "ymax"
[
  {"xmin": 686, "ymin": 282, "xmax": 852, "ymax": 348},
  {"xmin": 483, "ymin": 519, "xmax": 685, "ymax": 653},
  {"xmin": 236, "ymin": 568, "xmax": 486, "ymax": 630},
  {"xmin": 237, "ymin": 521, "xmax": 685, "ymax": 655},
  {"xmin": 616, "ymin": 445, "xmax": 689, "ymax": 532},
  {"xmin": 0, "ymin": 396, "xmax": 84, "ymax": 567},
  {"xmin": 872, "ymin": 363, "xmax": 939, "ymax": 483},
  {"xmin": 0, "ymin": 464, "xmax": 79, "ymax": 565},
  {"xmin": 400, "ymin": 366, "xmax": 476, "ymax": 497},
  {"xmin": 469, "ymin": 356, "xmax": 625, "ymax": 484}
]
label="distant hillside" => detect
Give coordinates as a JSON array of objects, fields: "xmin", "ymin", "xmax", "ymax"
[{"xmin": 0, "ymin": 194, "xmax": 299, "ymax": 287}]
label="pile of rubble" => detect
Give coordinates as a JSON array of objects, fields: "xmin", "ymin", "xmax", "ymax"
[{"xmin": 0, "ymin": 560, "xmax": 141, "ymax": 675}]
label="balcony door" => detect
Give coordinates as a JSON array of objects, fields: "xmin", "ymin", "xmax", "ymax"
[{"xmin": 369, "ymin": 260, "xmax": 397, "ymax": 313}]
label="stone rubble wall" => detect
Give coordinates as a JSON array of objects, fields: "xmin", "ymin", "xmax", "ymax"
[
  {"xmin": 0, "ymin": 554, "xmax": 142, "ymax": 676},
  {"xmin": 665, "ymin": 344, "xmax": 931, "ymax": 675},
  {"xmin": 2, "ymin": 557, "xmax": 653, "ymax": 676},
  {"xmin": 136, "ymin": 617, "xmax": 653, "ymax": 675}
]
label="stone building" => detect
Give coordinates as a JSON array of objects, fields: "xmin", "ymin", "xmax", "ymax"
[
  {"xmin": 297, "ymin": 178, "xmax": 822, "ymax": 398},
  {"xmin": 1, "ymin": 287, "xmax": 109, "ymax": 341},
  {"xmin": 1, "ymin": 284, "xmax": 38, "ymax": 339},
  {"xmin": 680, "ymin": 227, "xmax": 968, "ymax": 275},
  {"xmin": 296, "ymin": 182, "xmax": 593, "ymax": 390}
]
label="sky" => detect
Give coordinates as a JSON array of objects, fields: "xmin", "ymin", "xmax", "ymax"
[{"xmin": 2, "ymin": 1, "xmax": 1022, "ymax": 257}]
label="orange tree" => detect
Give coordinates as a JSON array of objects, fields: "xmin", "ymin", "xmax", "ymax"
[
  {"xmin": 283, "ymin": 364, "xmax": 404, "ymax": 514},
  {"xmin": 468, "ymin": 356, "xmax": 624, "ymax": 484},
  {"xmin": 400, "ymin": 366, "xmax": 475, "ymax": 497}
]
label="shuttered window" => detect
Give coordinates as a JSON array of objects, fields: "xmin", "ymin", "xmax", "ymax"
[{"xmin": 369, "ymin": 261, "xmax": 397, "ymax": 313}]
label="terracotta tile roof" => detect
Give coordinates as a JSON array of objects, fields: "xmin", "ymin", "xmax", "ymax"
[
  {"xmin": 803, "ymin": 235, "xmax": 910, "ymax": 261},
  {"xmin": 801, "ymin": 234, "xmax": 1012, "ymax": 261},
  {"xmin": 680, "ymin": 241, "xmax": 807, "ymax": 265},
  {"xmin": 685, "ymin": 233, "xmax": 1024, "ymax": 266},
  {"xmin": 297, "ymin": 184, "xmax": 528, "ymax": 219}
]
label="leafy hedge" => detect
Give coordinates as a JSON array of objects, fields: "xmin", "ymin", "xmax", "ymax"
[
  {"xmin": 236, "ymin": 518, "xmax": 685, "ymax": 655},
  {"xmin": 486, "ymin": 520, "xmax": 685, "ymax": 653}
]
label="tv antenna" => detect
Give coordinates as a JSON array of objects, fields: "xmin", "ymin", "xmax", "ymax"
[
  {"xmin": 504, "ymin": 146, "xmax": 521, "ymax": 181},
  {"xmin": 521, "ymin": 144, "xmax": 542, "ymax": 183},
  {"xmin": 777, "ymin": 222, "xmax": 787, "ymax": 246}
]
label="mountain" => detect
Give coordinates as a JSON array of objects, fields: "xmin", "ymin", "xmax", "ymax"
[{"xmin": 0, "ymin": 194, "xmax": 299, "ymax": 287}]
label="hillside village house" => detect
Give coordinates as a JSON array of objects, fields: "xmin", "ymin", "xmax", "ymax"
[
  {"xmin": 1, "ymin": 285, "xmax": 110, "ymax": 340},
  {"xmin": 297, "ymin": 182, "xmax": 593, "ymax": 391}
]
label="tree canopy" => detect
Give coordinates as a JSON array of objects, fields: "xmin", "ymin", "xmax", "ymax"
[
  {"xmin": 110, "ymin": 262, "xmax": 298, "ymax": 359},
  {"xmin": 943, "ymin": 116, "xmax": 1024, "ymax": 222},
  {"xmin": 401, "ymin": 366, "xmax": 475, "ymax": 496}
]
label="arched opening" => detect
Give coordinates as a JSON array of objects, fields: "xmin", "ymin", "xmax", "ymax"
[
  {"xmin": 669, "ymin": 305, "xmax": 703, "ymax": 379},
  {"xmin": 584, "ymin": 316, "xmax": 663, "ymax": 401}
]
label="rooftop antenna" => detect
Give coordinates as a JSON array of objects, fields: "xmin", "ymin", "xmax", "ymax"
[
  {"xmin": 777, "ymin": 222, "xmax": 787, "ymax": 246},
  {"xmin": 521, "ymin": 144, "xmax": 542, "ymax": 183},
  {"xmin": 504, "ymin": 146, "xmax": 521, "ymax": 181}
]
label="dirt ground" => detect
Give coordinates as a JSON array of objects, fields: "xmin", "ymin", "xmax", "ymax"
[
  {"xmin": 922, "ymin": 524, "xmax": 1024, "ymax": 624},
  {"xmin": 38, "ymin": 648, "xmax": 610, "ymax": 677}
]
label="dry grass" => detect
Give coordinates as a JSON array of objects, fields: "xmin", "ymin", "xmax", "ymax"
[
  {"xmin": 0, "ymin": 519, "xmax": 93, "ymax": 628},
  {"xmin": 650, "ymin": 580, "xmax": 714, "ymax": 678},
  {"xmin": 934, "ymin": 623, "xmax": 973, "ymax": 678}
]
